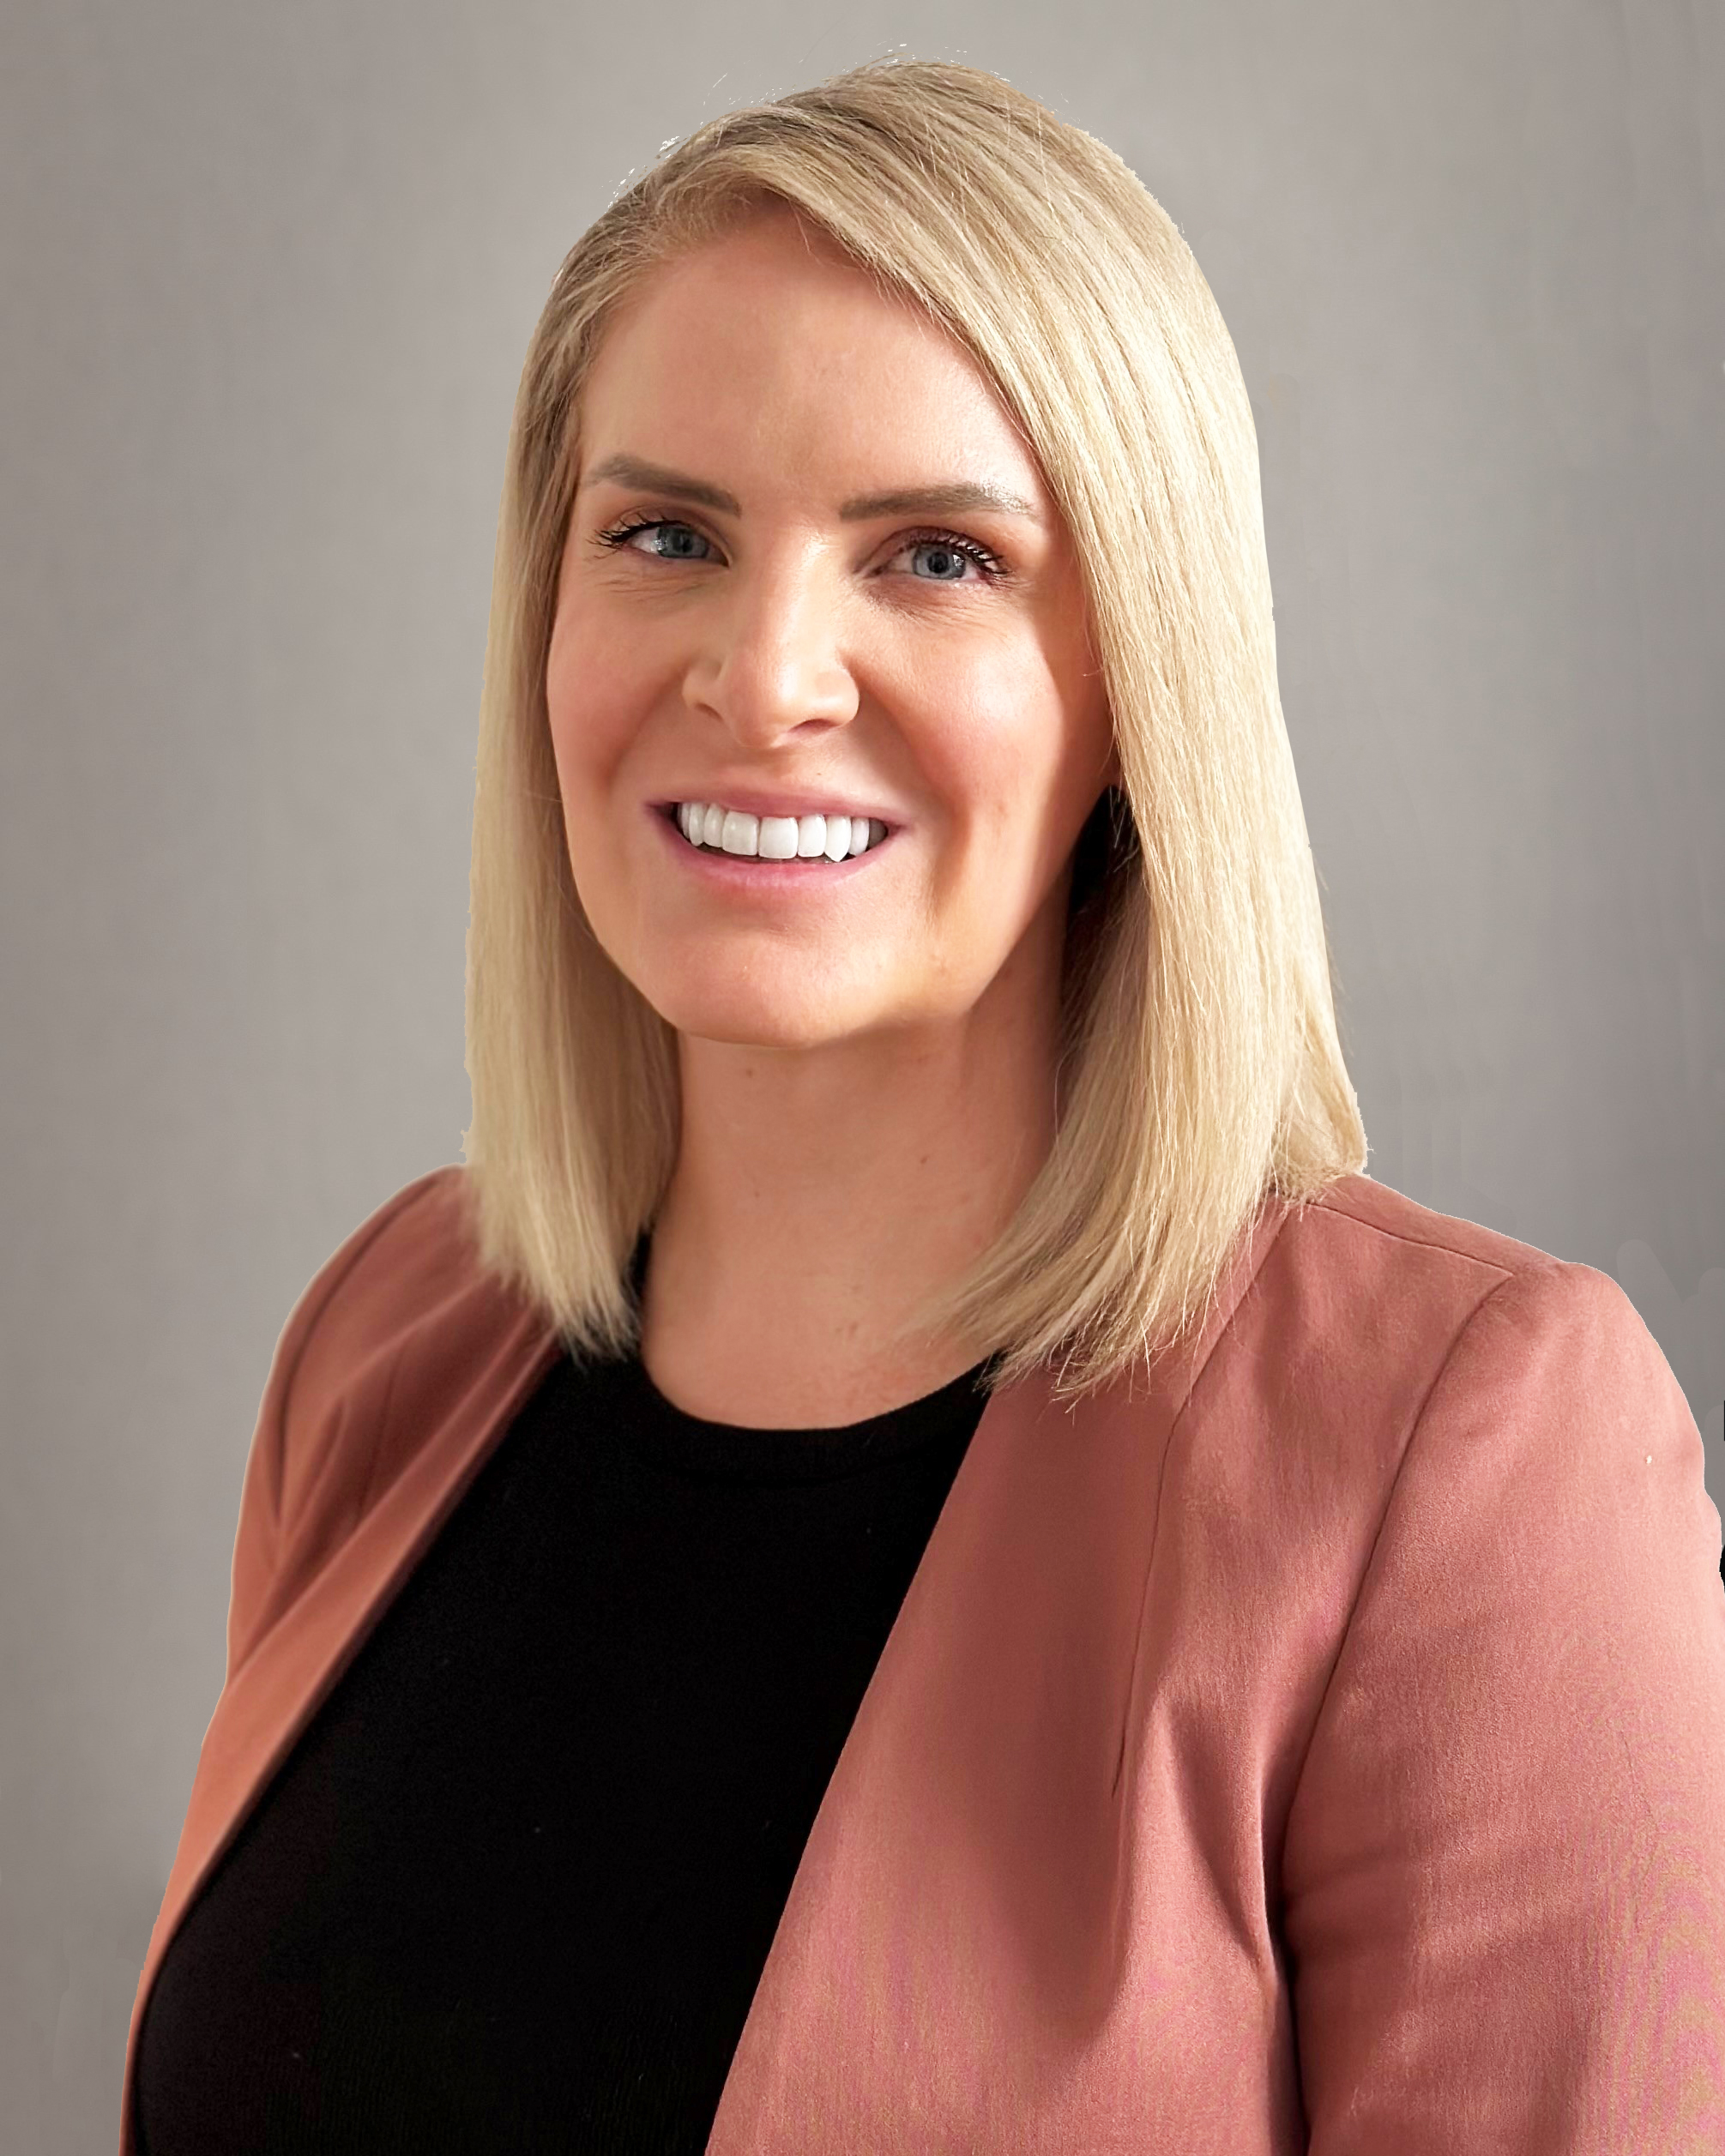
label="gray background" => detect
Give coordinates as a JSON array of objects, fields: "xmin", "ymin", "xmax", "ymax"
[{"xmin": 3, "ymin": 1, "xmax": 1721, "ymax": 2146}]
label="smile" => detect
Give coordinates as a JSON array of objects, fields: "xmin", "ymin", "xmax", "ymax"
[
  {"xmin": 649, "ymin": 802, "xmax": 894, "ymax": 889},
  {"xmin": 670, "ymin": 802, "xmax": 890, "ymax": 861}
]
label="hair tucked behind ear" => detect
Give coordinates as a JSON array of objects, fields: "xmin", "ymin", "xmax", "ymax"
[{"xmin": 460, "ymin": 55, "xmax": 1367, "ymax": 1406}]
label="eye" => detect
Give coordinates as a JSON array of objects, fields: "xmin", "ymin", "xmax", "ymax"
[
  {"xmin": 592, "ymin": 514, "xmax": 715, "ymax": 563},
  {"xmin": 884, "ymin": 529, "xmax": 1008, "ymax": 584}
]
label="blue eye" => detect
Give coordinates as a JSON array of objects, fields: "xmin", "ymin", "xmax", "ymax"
[
  {"xmin": 594, "ymin": 516, "xmax": 715, "ymax": 562},
  {"xmin": 891, "ymin": 532, "xmax": 1005, "ymax": 581}
]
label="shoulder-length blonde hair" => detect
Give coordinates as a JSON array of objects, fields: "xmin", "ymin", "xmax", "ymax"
[{"xmin": 460, "ymin": 54, "xmax": 1366, "ymax": 1407}]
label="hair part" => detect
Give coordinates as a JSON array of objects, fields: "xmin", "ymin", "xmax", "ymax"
[{"xmin": 460, "ymin": 55, "xmax": 1367, "ymax": 1407}]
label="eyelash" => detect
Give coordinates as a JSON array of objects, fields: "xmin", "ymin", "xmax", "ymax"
[{"xmin": 591, "ymin": 512, "xmax": 1008, "ymax": 583}]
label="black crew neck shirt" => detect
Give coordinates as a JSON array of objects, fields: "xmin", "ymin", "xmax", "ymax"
[{"xmin": 135, "ymin": 1240, "xmax": 996, "ymax": 2154}]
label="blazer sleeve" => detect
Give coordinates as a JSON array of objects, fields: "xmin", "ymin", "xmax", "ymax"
[{"xmin": 1281, "ymin": 1256, "xmax": 1725, "ymax": 2152}]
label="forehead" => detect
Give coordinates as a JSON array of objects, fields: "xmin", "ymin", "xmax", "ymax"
[{"xmin": 578, "ymin": 214, "xmax": 1046, "ymax": 506}]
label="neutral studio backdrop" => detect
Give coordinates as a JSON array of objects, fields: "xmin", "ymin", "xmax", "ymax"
[{"xmin": 3, "ymin": 1, "xmax": 1721, "ymax": 2146}]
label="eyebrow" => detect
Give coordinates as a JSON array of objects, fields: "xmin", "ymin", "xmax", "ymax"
[{"xmin": 579, "ymin": 451, "xmax": 1044, "ymax": 527}]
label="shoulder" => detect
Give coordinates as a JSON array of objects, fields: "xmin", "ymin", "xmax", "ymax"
[
  {"xmin": 1227, "ymin": 1177, "xmax": 1713, "ymax": 1609},
  {"xmin": 1229, "ymin": 1171, "xmax": 1672, "ymax": 1452},
  {"xmin": 238, "ymin": 1166, "xmax": 547, "ymax": 1585},
  {"xmin": 279, "ymin": 1165, "xmax": 500, "ymax": 1399},
  {"xmin": 1267, "ymin": 1171, "xmax": 1634, "ymax": 1346},
  {"xmin": 1289, "ymin": 1171, "xmax": 1568, "ymax": 1286}
]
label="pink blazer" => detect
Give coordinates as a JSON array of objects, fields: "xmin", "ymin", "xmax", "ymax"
[{"xmin": 122, "ymin": 1166, "xmax": 1725, "ymax": 2151}]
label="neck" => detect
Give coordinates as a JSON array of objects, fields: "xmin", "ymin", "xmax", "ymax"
[{"xmin": 637, "ymin": 944, "xmax": 1062, "ymax": 1429}]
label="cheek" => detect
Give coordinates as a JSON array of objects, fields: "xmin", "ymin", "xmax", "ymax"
[
  {"xmin": 546, "ymin": 643, "xmax": 642, "ymax": 807},
  {"xmin": 930, "ymin": 695, "xmax": 1067, "ymax": 835}
]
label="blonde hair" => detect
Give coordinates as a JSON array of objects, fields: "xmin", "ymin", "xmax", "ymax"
[{"xmin": 460, "ymin": 55, "xmax": 1366, "ymax": 1406}]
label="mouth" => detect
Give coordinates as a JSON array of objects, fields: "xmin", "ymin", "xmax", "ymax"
[{"xmin": 648, "ymin": 801, "xmax": 896, "ymax": 889}]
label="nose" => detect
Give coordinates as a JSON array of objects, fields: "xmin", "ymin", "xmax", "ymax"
[{"xmin": 684, "ymin": 545, "xmax": 860, "ymax": 750}]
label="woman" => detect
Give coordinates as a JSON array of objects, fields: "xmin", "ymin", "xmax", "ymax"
[{"xmin": 123, "ymin": 57, "xmax": 1725, "ymax": 2154}]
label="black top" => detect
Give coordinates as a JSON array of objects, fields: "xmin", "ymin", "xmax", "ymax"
[{"xmin": 136, "ymin": 1238, "xmax": 997, "ymax": 2154}]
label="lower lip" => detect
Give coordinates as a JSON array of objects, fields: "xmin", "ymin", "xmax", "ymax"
[{"xmin": 648, "ymin": 805, "xmax": 896, "ymax": 892}]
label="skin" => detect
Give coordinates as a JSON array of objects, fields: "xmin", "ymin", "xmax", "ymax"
[{"xmin": 545, "ymin": 206, "xmax": 1119, "ymax": 1428}]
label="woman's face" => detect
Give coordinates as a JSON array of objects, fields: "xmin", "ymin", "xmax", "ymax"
[{"xmin": 545, "ymin": 208, "xmax": 1118, "ymax": 1056}]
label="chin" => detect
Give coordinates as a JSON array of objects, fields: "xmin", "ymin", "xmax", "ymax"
[{"xmin": 649, "ymin": 982, "xmax": 869, "ymax": 1055}]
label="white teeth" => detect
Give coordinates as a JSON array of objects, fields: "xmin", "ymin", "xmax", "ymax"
[{"xmin": 673, "ymin": 803, "xmax": 887, "ymax": 859}]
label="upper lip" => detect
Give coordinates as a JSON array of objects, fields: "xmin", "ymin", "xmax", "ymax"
[{"xmin": 654, "ymin": 787, "xmax": 902, "ymax": 830}]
